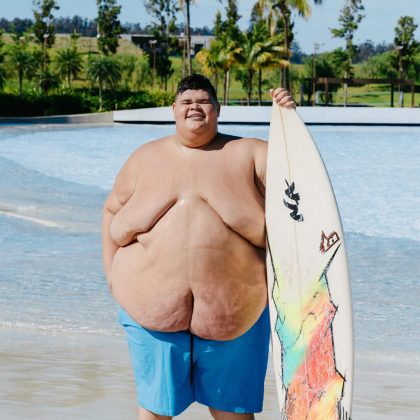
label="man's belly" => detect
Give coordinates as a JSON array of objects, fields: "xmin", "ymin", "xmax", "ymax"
[{"xmin": 109, "ymin": 198, "xmax": 267, "ymax": 340}]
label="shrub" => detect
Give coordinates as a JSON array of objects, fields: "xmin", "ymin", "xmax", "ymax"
[{"xmin": 0, "ymin": 89, "xmax": 175, "ymax": 117}]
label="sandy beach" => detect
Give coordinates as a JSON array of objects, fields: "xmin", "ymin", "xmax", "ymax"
[{"xmin": 1, "ymin": 327, "xmax": 419, "ymax": 420}]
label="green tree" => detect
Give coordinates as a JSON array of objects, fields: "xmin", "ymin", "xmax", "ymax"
[
  {"xmin": 254, "ymin": 0, "xmax": 323, "ymax": 91},
  {"xmin": 216, "ymin": 38, "xmax": 241, "ymax": 105},
  {"xmin": 359, "ymin": 51, "xmax": 396, "ymax": 79},
  {"xmin": 0, "ymin": 30, "xmax": 6, "ymax": 90},
  {"xmin": 224, "ymin": 0, "xmax": 242, "ymax": 43},
  {"xmin": 178, "ymin": 0, "xmax": 195, "ymax": 75},
  {"xmin": 330, "ymin": 0, "xmax": 365, "ymax": 76},
  {"xmin": 236, "ymin": 22, "xmax": 286, "ymax": 105},
  {"xmin": 331, "ymin": 0, "xmax": 364, "ymax": 105},
  {"xmin": 303, "ymin": 51, "xmax": 341, "ymax": 104},
  {"xmin": 255, "ymin": 43, "xmax": 287, "ymax": 104},
  {"xmin": 54, "ymin": 47, "xmax": 84, "ymax": 89},
  {"xmin": 32, "ymin": 0, "xmax": 59, "ymax": 72},
  {"xmin": 195, "ymin": 41, "xmax": 222, "ymax": 95},
  {"xmin": 7, "ymin": 34, "xmax": 35, "ymax": 95},
  {"xmin": 32, "ymin": 0, "xmax": 59, "ymax": 47},
  {"xmin": 31, "ymin": 47, "xmax": 46, "ymax": 71},
  {"xmin": 118, "ymin": 54, "xmax": 137, "ymax": 90},
  {"xmin": 37, "ymin": 69, "xmax": 60, "ymax": 96},
  {"xmin": 144, "ymin": 0, "xmax": 178, "ymax": 90},
  {"xmin": 394, "ymin": 16, "xmax": 419, "ymax": 80},
  {"xmin": 413, "ymin": 50, "xmax": 420, "ymax": 83},
  {"xmin": 96, "ymin": 0, "xmax": 122, "ymax": 55},
  {"xmin": 87, "ymin": 55, "xmax": 122, "ymax": 110},
  {"xmin": 329, "ymin": 48, "xmax": 351, "ymax": 77},
  {"xmin": 214, "ymin": 1, "xmax": 242, "ymax": 104},
  {"xmin": 133, "ymin": 55, "xmax": 152, "ymax": 90},
  {"xmin": 214, "ymin": 9, "xmax": 223, "ymax": 38}
]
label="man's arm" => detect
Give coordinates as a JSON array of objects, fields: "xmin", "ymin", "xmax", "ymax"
[
  {"xmin": 254, "ymin": 140, "xmax": 268, "ymax": 198},
  {"xmin": 102, "ymin": 154, "xmax": 137, "ymax": 289},
  {"xmin": 254, "ymin": 87, "xmax": 295, "ymax": 196}
]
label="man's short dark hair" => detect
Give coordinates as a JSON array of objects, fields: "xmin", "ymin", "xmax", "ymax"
[{"xmin": 176, "ymin": 74, "xmax": 218, "ymax": 102}]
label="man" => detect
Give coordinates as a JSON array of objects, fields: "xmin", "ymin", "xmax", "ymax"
[{"xmin": 102, "ymin": 74, "xmax": 295, "ymax": 420}]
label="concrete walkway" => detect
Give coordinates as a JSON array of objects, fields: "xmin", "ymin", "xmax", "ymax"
[
  {"xmin": 0, "ymin": 107, "xmax": 418, "ymax": 126},
  {"xmin": 0, "ymin": 112, "xmax": 113, "ymax": 125},
  {"xmin": 114, "ymin": 106, "xmax": 420, "ymax": 126}
]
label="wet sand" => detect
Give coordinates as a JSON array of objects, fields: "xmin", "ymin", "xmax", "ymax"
[{"xmin": 1, "ymin": 329, "xmax": 419, "ymax": 420}]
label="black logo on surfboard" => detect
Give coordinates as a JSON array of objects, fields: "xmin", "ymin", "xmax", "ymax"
[{"xmin": 283, "ymin": 180, "xmax": 304, "ymax": 222}]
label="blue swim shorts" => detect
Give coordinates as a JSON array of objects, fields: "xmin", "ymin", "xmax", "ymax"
[{"xmin": 118, "ymin": 306, "xmax": 270, "ymax": 417}]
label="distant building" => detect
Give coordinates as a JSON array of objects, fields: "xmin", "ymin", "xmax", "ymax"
[{"xmin": 120, "ymin": 34, "xmax": 215, "ymax": 56}]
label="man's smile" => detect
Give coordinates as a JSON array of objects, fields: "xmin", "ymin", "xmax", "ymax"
[{"xmin": 187, "ymin": 113, "xmax": 205, "ymax": 119}]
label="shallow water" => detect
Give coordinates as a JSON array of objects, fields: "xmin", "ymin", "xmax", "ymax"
[{"xmin": 0, "ymin": 122, "xmax": 419, "ymax": 418}]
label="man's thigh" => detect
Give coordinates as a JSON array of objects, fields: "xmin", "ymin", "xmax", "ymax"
[
  {"xmin": 209, "ymin": 407, "xmax": 255, "ymax": 420},
  {"xmin": 194, "ymin": 306, "xmax": 270, "ymax": 415},
  {"xmin": 119, "ymin": 307, "xmax": 194, "ymax": 416}
]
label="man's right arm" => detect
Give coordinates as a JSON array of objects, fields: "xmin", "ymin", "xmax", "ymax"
[{"xmin": 102, "ymin": 154, "xmax": 137, "ymax": 289}]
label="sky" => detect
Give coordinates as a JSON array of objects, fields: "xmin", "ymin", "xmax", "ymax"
[{"xmin": 1, "ymin": 0, "xmax": 419, "ymax": 53}]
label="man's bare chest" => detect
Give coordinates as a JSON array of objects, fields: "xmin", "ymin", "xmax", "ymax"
[{"xmin": 112, "ymin": 149, "xmax": 266, "ymax": 248}]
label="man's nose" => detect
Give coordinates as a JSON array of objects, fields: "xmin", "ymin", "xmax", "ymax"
[{"xmin": 190, "ymin": 102, "xmax": 202, "ymax": 110}]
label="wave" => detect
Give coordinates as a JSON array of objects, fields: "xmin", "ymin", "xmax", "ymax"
[
  {"xmin": 0, "ymin": 320, "xmax": 121, "ymax": 337},
  {"xmin": 357, "ymin": 350, "xmax": 420, "ymax": 376},
  {"xmin": 345, "ymin": 228, "xmax": 420, "ymax": 244},
  {"xmin": 0, "ymin": 207, "xmax": 64, "ymax": 229}
]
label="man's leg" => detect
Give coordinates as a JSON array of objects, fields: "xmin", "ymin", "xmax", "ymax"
[
  {"xmin": 208, "ymin": 407, "xmax": 254, "ymax": 420},
  {"xmin": 194, "ymin": 308, "xmax": 270, "ymax": 418},
  {"xmin": 119, "ymin": 308, "xmax": 194, "ymax": 419},
  {"xmin": 139, "ymin": 407, "xmax": 173, "ymax": 420}
]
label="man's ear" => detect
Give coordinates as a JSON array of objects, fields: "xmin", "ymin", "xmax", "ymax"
[
  {"xmin": 172, "ymin": 103, "xmax": 176, "ymax": 119},
  {"xmin": 217, "ymin": 103, "xmax": 221, "ymax": 117}
]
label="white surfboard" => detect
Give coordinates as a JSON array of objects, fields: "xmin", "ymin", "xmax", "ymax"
[{"xmin": 266, "ymin": 105, "xmax": 354, "ymax": 419}]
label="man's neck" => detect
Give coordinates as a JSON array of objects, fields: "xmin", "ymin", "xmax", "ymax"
[{"xmin": 174, "ymin": 130, "xmax": 218, "ymax": 150}]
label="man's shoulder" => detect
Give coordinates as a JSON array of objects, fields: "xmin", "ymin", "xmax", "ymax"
[
  {"xmin": 132, "ymin": 135, "xmax": 174, "ymax": 157},
  {"xmin": 221, "ymin": 135, "xmax": 267, "ymax": 153}
]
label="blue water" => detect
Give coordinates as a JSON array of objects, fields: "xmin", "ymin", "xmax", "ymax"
[{"xmin": 0, "ymin": 123, "xmax": 419, "ymax": 370}]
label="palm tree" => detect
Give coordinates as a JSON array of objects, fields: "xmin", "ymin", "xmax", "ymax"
[
  {"xmin": 0, "ymin": 64, "xmax": 5, "ymax": 91},
  {"xmin": 195, "ymin": 41, "xmax": 221, "ymax": 95},
  {"xmin": 37, "ymin": 69, "xmax": 60, "ymax": 96},
  {"xmin": 8, "ymin": 47, "xmax": 34, "ymax": 95},
  {"xmin": 0, "ymin": 39, "xmax": 6, "ymax": 91},
  {"xmin": 54, "ymin": 47, "xmax": 84, "ymax": 89},
  {"xmin": 217, "ymin": 36, "xmax": 242, "ymax": 105},
  {"xmin": 195, "ymin": 36, "xmax": 240, "ymax": 105},
  {"xmin": 255, "ymin": 0, "xmax": 323, "ymax": 90},
  {"xmin": 255, "ymin": 40, "xmax": 288, "ymax": 104},
  {"xmin": 237, "ymin": 25, "xmax": 288, "ymax": 105},
  {"xmin": 237, "ymin": 30, "xmax": 260, "ymax": 105},
  {"xmin": 0, "ymin": 29, "xmax": 7, "ymax": 91},
  {"xmin": 87, "ymin": 55, "xmax": 122, "ymax": 110}
]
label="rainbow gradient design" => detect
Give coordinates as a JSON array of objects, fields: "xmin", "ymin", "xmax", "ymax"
[{"xmin": 269, "ymin": 245, "xmax": 346, "ymax": 419}]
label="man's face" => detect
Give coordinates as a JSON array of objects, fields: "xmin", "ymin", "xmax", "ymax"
[{"xmin": 173, "ymin": 89, "xmax": 220, "ymax": 137}]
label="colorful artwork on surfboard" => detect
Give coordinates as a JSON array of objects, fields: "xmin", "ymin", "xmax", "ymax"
[{"xmin": 267, "ymin": 241, "xmax": 350, "ymax": 420}]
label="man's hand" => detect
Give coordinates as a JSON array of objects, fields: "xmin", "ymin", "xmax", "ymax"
[{"xmin": 269, "ymin": 87, "xmax": 296, "ymax": 109}]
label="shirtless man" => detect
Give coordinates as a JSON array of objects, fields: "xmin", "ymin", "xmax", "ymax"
[{"xmin": 102, "ymin": 74, "xmax": 295, "ymax": 420}]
